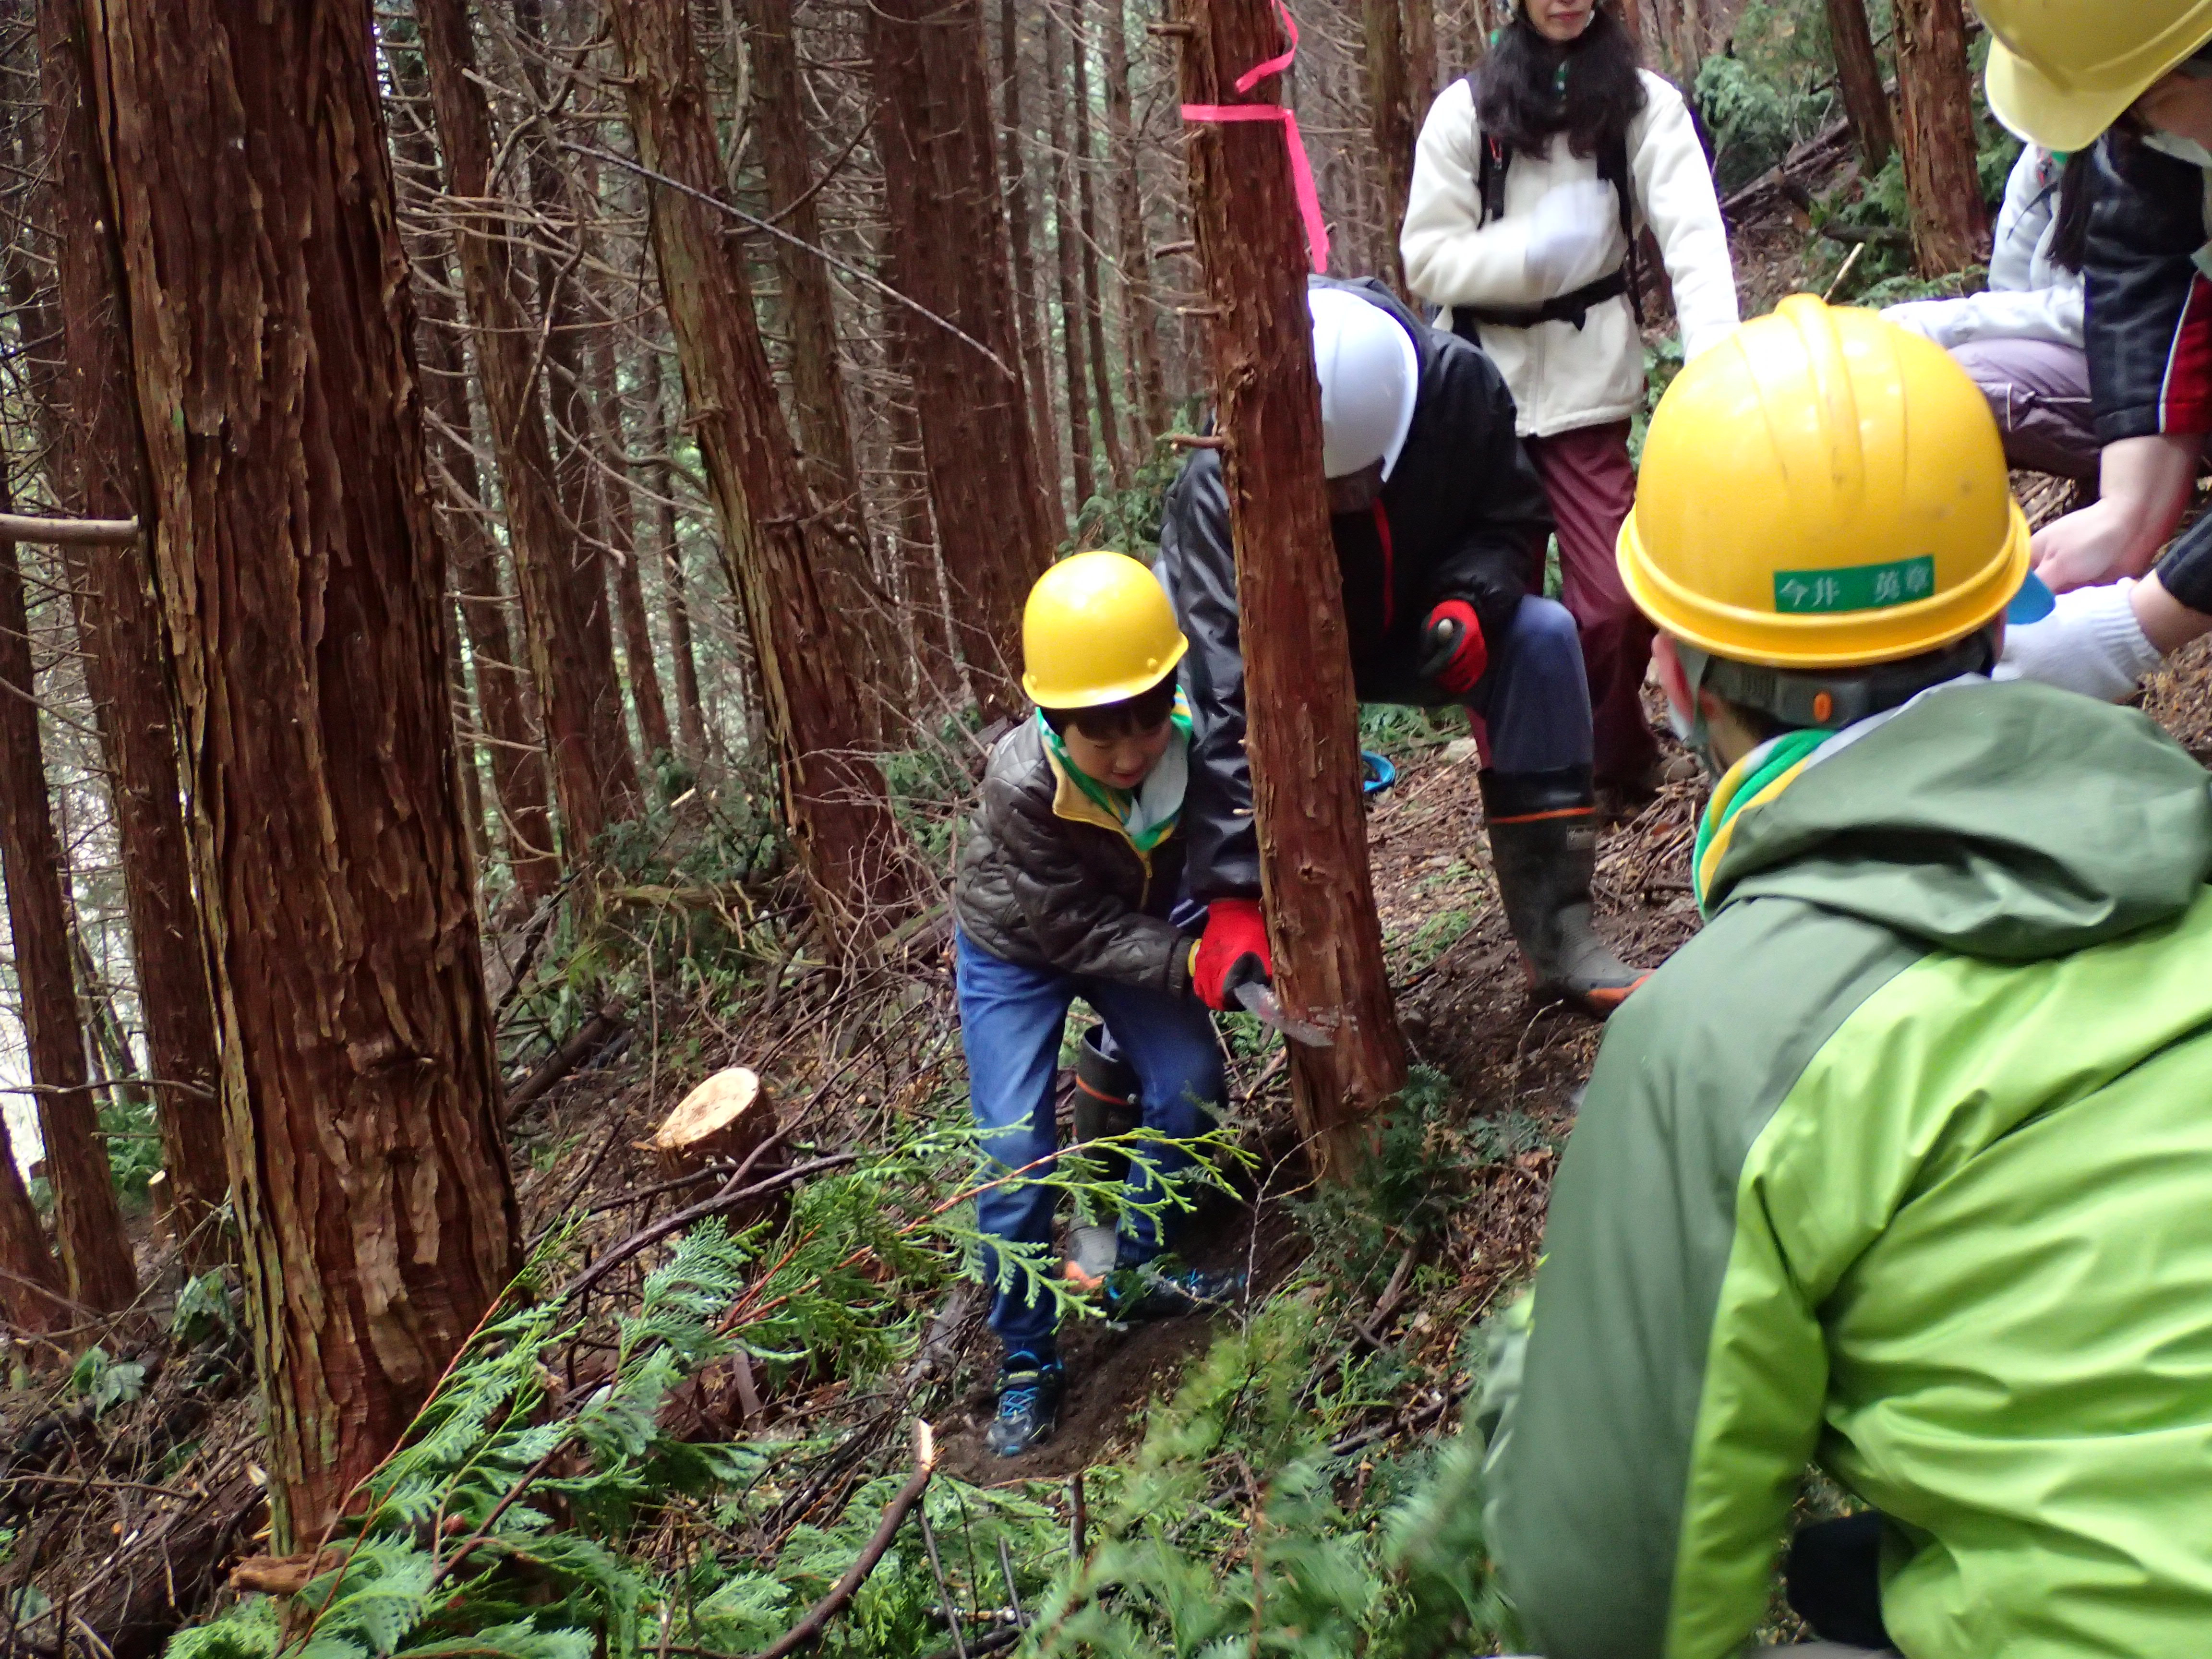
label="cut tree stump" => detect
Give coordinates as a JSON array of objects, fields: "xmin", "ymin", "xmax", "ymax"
[{"xmin": 640, "ymin": 1067, "xmax": 780, "ymax": 1180}]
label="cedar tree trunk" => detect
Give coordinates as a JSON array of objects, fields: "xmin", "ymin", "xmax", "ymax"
[
  {"xmin": 999, "ymin": 0, "xmax": 1069, "ymax": 531},
  {"xmin": 36, "ymin": 0, "xmax": 229, "ymax": 1257},
  {"xmin": 1365, "ymin": 0, "xmax": 1414, "ymax": 292},
  {"xmin": 1045, "ymin": 12, "xmax": 1097, "ymax": 513},
  {"xmin": 742, "ymin": 0, "xmax": 901, "ymax": 739},
  {"xmin": 871, "ymin": 0, "xmax": 1058, "ymax": 716},
  {"xmin": 417, "ymin": 0, "xmax": 640, "ymax": 867},
  {"xmin": 1068, "ymin": 3, "xmax": 1130, "ymax": 488},
  {"xmin": 644, "ymin": 351, "xmax": 708, "ymax": 758},
  {"xmin": 606, "ymin": 0, "xmax": 917, "ymax": 940},
  {"xmin": 1177, "ymin": 0, "xmax": 1408, "ymax": 1169},
  {"xmin": 1895, "ymin": 0, "xmax": 1988, "ymax": 275},
  {"xmin": 81, "ymin": 0, "xmax": 519, "ymax": 1543},
  {"xmin": 1103, "ymin": 0, "xmax": 1172, "ymax": 447},
  {"xmin": 1824, "ymin": 0, "xmax": 1896, "ymax": 172},
  {"xmin": 0, "ymin": 527, "xmax": 135, "ymax": 1311}
]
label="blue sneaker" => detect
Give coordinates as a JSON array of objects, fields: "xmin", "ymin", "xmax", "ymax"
[
  {"xmin": 1103, "ymin": 1255, "xmax": 1246, "ymax": 1323},
  {"xmin": 987, "ymin": 1351, "xmax": 1065, "ymax": 1457}
]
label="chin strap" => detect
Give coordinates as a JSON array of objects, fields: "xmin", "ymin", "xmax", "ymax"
[{"xmin": 1669, "ymin": 633, "xmax": 1998, "ymax": 776}]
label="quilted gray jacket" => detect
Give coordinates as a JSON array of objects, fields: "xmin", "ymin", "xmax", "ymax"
[{"xmin": 953, "ymin": 719, "xmax": 1197, "ymax": 995}]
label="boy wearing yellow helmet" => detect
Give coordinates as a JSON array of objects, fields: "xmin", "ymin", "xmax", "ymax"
[
  {"xmin": 951, "ymin": 551, "xmax": 1242, "ymax": 1458},
  {"xmin": 1472, "ymin": 298, "xmax": 2212, "ymax": 1657}
]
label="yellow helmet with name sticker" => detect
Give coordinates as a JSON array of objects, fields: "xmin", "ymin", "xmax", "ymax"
[{"xmin": 1618, "ymin": 295, "xmax": 2030, "ymax": 670}]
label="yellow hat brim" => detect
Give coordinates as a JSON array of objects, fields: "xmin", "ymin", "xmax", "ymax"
[
  {"xmin": 1618, "ymin": 501, "xmax": 2031, "ymax": 672},
  {"xmin": 1987, "ymin": 36, "xmax": 2175, "ymax": 152}
]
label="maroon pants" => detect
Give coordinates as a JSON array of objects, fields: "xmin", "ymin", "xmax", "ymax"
[{"xmin": 1523, "ymin": 419, "xmax": 1658, "ymax": 788}]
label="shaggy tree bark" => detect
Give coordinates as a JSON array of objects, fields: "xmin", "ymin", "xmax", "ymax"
[
  {"xmin": 1103, "ymin": 0, "xmax": 1171, "ymax": 447},
  {"xmin": 82, "ymin": 0, "xmax": 519, "ymax": 1543},
  {"xmin": 1177, "ymin": 0, "xmax": 1408, "ymax": 1170},
  {"xmin": 0, "ymin": 526, "xmax": 134, "ymax": 1312},
  {"xmin": 381, "ymin": 34, "xmax": 561, "ymax": 901},
  {"xmin": 744, "ymin": 0, "xmax": 900, "ymax": 738},
  {"xmin": 36, "ymin": 0, "xmax": 229, "ymax": 1257},
  {"xmin": 872, "ymin": 0, "xmax": 1058, "ymax": 713},
  {"xmin": 419, "ymin": 299, "xmax": 562, "ymax": 900},
  {"xmin": 607, "ymin": 0, "xmax": 916, "ymax": 939},
  {"xmin": 1824, "ymin": 0, "xmax": 1895, "ymax": 173},
  {"xmin": 999, "ymin": 0, "xmax": 1067, "ymax": 532},
  {"xmin": 417, "ymin": 0, "xmax": 639, "ymax": 868},
  {"xmin": 1895, "ymin": 0, "xmax": 1987, "ymax": 275}
]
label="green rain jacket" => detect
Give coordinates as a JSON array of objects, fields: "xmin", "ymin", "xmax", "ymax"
[{"xmin": 1480, "ymin": 678, "xmax": 2212, "ymax": 1659}]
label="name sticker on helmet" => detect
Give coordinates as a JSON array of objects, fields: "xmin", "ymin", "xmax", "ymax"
[{"xmin": 1773, "ymin": 555, "xmax": 1936, "ymax": 615}]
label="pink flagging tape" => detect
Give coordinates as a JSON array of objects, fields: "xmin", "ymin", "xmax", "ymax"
[{"xmin": 1179, "ymin": 0, "xmax": 1330, "ymax": 275}]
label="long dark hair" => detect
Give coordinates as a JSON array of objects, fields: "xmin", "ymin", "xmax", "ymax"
[
  {"xmin": 2048, "ymin": 147, "xmax": 2094, "ymax": 274},
  {"xmin": 1473, "ymin": 3, "xmax": 1647, "ymax": 160}
]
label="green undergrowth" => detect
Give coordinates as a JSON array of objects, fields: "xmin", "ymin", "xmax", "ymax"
[{"xmin": 158, "ymin": 1067, "xmax": 1534, "ymax": 1659}]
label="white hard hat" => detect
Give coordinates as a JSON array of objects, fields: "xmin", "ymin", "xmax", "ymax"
[{"xmin": 1309, "ymin": 287, "xmax": 1420, "ymax": 482}]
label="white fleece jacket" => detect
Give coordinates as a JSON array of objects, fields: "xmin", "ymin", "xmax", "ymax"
[
  {"xmin": 1883, "ymin": 146, "xmax": 2084, "ymax": 351},
  {"xmin": 1400, "ymin": 71, "xmax": 1739, "ymax": 439}
]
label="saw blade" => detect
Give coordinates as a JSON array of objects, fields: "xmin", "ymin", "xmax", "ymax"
[{"xmin": 1233, "ymin": 980, "xmax": 1334, "ymax": 1047}]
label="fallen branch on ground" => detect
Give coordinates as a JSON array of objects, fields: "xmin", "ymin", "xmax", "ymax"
[{"xmin": 747, "ymin": 1421, "xmax": 938, "ymax": 1659}]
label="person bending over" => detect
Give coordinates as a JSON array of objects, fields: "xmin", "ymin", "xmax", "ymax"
[
  {"xmin": 952, "ymin": 553, "xmax": 1240, "ymax": 1458},
  {"xmin": 1160, "ymin": 277, "xmax": 1646, "ymax": 1015}
]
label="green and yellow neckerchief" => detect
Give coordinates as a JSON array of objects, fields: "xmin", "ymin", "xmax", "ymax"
[
  {"xmin": 1037, "ymin": 690, "xmax": 1194, "ymax": 854},
  {"xmin": 1690, "ymin": 728, "xmax": 1832, "ymax": 915}
]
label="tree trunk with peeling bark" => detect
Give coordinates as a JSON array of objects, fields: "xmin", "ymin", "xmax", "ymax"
[
  {"xmin": 417, "ymin": 0, "xmax": 639, "ymax": 871},
  {"xmin": 871, "ymin": 0, "xmax": 1058, "ymax": 714},
  {"xmin": 742, "ymin": 0, "xmax": 900, "ymax": 740},
  {"xmin": 81, "ymin": 0, "xmax": 519, "ymax": 1544},
  {"xmin": 1824, "ymin": 0, "xmax": 1895, "ymax": 174},
  {"xmin": 1895, "ymin": 0, "xmax": 1987, "ymax": 276},
  {"xmin": 36, "ymin": 0, "xmax": 229, "ymax": 1260},
  {"xmin": 1177, "ymin": 0, "xmax": 1409, "ymax": 1173},
  {"xmin": 0, "ymin": 524, "xmax": 135, "ymax": 1312},
  {"xmin": 606, "ymin": 0, "xmax": 917, "ymax": 941}
]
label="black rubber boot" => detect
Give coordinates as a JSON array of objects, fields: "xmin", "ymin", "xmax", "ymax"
[
  {"xmin": 1479, "ymin": 766, "xmax": 1647, "ymax": 1015},
  {"xmin": 1072, "ymin": 1025, "xmax": 1142, "ymax": 1188}
]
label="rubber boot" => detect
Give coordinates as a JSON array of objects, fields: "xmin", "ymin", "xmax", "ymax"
[
  {"xmin": 1479, "ymin": 766, "xmax": 1647, "ymax": 1015},
  {"xmin": 1072, "ymin": 1025, "xmax": 1141, "ymax": 1185},
  {"xmin": 1066, "ymin": 1026, "xmax": 1142, "ymax": 1291}
]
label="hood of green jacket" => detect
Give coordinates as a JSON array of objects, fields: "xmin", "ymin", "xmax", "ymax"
[{"xmin": 1706, "ymin": 680, "xmax": 2212, "ymax": 962}]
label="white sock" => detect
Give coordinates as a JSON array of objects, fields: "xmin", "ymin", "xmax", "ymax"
[{"xmin": 1995, "ymin": 578, "xmax": 2165, "ymax": 703}]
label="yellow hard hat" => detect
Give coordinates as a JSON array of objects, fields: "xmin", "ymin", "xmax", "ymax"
[
  {"xmin": 1618, "ymin": 295, "xmax": 2029, "ymax": 670},
  {"xmin": 1979, "ymin": 0, "xmax": 2212, "ymax": 150},
  {"xmin": 1020, "ymin": 550, "xmax": 1189, "ymax": 708}
]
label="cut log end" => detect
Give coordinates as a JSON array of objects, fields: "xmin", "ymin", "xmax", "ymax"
[{"xmin": 639, "ymin": 1067, "xmax": 778, "ymax": 1180}]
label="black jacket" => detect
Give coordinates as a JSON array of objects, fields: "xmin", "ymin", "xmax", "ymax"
[
  {"xmin": 2084, "ymin": 133, "xmax": 2212, "ymax": 444},
  {"xmin": 1157, "ymin": 276, "xmax": 1551, "ymax": 903},
  {"xmin": 953, "ymin": 719, "xmax": 1196, "ymax": 994}
]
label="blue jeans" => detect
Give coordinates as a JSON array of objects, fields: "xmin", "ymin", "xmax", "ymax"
[
  {"xmin": 1466, "ymin": 594, "xmax": 1594, "ymax": 774},
  {"xmin": 954, "ymin": 929, "xmax": 1226, "ymax": 1355}
]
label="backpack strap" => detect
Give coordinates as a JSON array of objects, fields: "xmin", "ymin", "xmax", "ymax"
[{"xmin": 1598, "ymin": 128, "xmax": 1646, "ymax": 325}]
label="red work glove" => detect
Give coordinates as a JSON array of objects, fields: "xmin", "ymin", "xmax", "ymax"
[
  {"xmin": 1419, "ymin": 600, "xmax": 1489, "ymax": 697},
  {"xmin": 1191, "ymin": 897, "xmax": 1273, "ymax": 1011}
]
